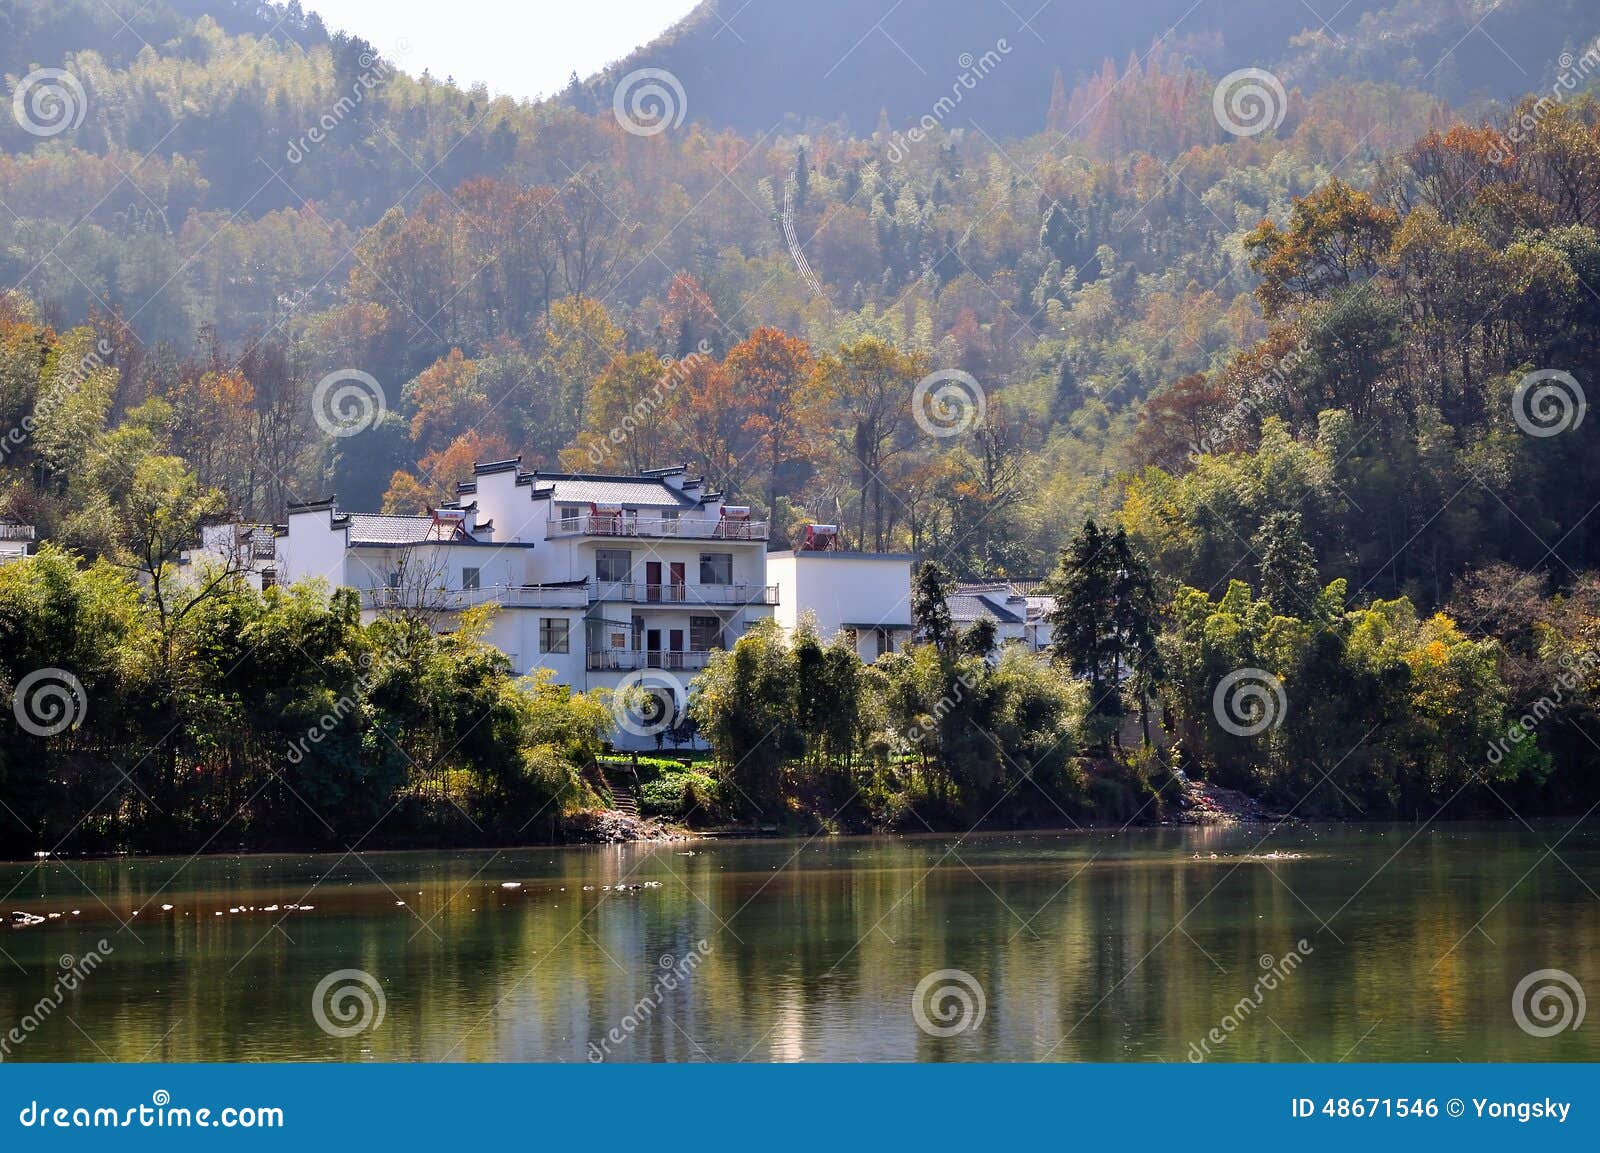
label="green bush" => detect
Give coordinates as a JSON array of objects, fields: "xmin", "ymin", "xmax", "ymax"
[{"xmin": 639, "ymin": 770, "xmax": 719, "ymax": 818}]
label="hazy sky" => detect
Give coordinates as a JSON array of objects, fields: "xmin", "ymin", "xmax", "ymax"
[{"xmin": 302, "ymin": 0, "xmax": 703, "ymax": 101}]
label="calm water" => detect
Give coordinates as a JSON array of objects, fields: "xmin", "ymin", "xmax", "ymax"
[{"xmin": 1, "ymin": 824, "xmax": 1596, "ymax": 1062}]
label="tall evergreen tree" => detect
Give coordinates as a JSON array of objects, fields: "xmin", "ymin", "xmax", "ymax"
[
  {"xmin": 1045, "ymin": 521, "xmax": 1160, "ymax": 745},
  {"xmin": 912, "ymin": 560, "xmax": 955, "ymax": 653}
]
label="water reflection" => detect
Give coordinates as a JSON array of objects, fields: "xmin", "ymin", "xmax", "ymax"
[{"xmin": 0, "ymin": 824, "xmax": 1595, "ymax": 1062}]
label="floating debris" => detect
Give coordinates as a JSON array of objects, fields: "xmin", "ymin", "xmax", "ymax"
[
  {"xmin": 10, "ymin": 911, "xmax": 45, "ymax": 926},
  {"xmin": 263, "ymin": 904, "xmax": 279, "ymax": 913},
  {"xmin": 47, "ymin": 912, "xmax": 62, "ymax": 919},
  {"xmin": 500, "ymin": 882, "xmax": 522, "ymax": 890},
  {"xmin": 161, "ymin": 904, "xmax": 174, "ymax": 912}
]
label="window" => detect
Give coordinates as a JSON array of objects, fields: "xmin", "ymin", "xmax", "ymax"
[
  {"xmin": 260, "ymin": 569, "xmax": 277, "ymax": 590},
  {"xmin": 540, "ymin": 618, "xmax": 570, "ymax": 654},
  {"xmin": 462, "ymin": 566, "xmax": 481, "ymax": 591},
  {"xmin": 699, "ymin": 552, "xmax": 733, "ymax": 585},
  {"xmin": 690, "ymin": 616, "xmax": 722, "ymax": 651},
  {"xmin": 387, "ymin": 571, "xmax": 401, "ymax": 589},
  {"xmin": 596, "ymin": 549, "xmax": 631, "ymax": 583}
]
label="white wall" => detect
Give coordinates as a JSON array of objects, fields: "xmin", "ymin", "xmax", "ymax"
[
  {"xmin": 770, "ymin": 553, "xmax": 914, "ymax": 657},
  {"xmin": 277, "ymin": 509, "xmax": 349, "ymax": 587}
]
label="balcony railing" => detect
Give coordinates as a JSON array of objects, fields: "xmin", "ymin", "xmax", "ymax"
[
  {"xmin": 0, "ymin": 524, "xmax": 36, "ymax": 542},
  {"xmin": 592, "ymin": 581, "xmax": 779, "ymax": 607},
  {"xmin": 548, "ymin": 513, "xmax": 769, "ymax": 541},
  {"xmin": 587, "ymin": 649, "xmax": 716, "ymax": 672},
  {"xmin": 360, "ymin": 583, "xmax": 590, "ymax": 611}
]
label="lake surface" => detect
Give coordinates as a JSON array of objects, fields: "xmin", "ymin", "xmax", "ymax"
[{"xmin": 1, "ymin": 823, "xmax": 1596, "ymax": 1062}]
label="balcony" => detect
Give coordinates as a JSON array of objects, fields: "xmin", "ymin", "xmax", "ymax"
[
  {"xmin": 547, "ymin": 513, "xmax": 769, "ymax": 542},
  {"xmin": 587, "ymin": 649, "xmax": 717, "ymax": 672},
  {"xmin": 360, "ymin": 583, "xmax": 591, "ymax": 611},
  {"xmin": 0, "ymin": 523, "xmax": 36, "ymax": 542},
  {"xmin": 593, "ymin": 582, "xmax": 779, "ymax": 607}
]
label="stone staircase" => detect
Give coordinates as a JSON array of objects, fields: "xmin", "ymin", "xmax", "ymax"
[{"xmin": 601, "ymin": 765, "xmax": 640, "ymax": 817}]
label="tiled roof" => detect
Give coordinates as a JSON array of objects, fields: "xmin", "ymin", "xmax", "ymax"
[
  {"xmin": 346, "ymin": 514, "xmax": 469, "ymax": 546},
  {"xmin": 529, "ymin": 476, "xmax": 696, "ymax": 509},
  {"xmin": 946, "ymin": 592, "xmax": 1026, "ymax": 625}
]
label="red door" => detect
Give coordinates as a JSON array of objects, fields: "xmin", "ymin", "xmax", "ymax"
[
  {"xmin": 669, "ymin": 562, "xmax": 686, "ymax": 602},
  {"xmin": 645, "ymin": 561, "xmax": 662, "ymax": 602}
]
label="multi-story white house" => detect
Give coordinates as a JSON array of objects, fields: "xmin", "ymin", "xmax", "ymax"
[
  {"xmin": 273, "ymin": 460, "xmax": 776, "ymax": 744},
  {"xmin": 0, "ymin": 520, "xmax": 34, "ymax": 565}
]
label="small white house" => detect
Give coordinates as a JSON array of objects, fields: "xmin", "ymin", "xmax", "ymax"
[
  {"xmin": 185, "ymin": 523, "xmax": 281, "ymax": 591},
  {"xmin": 948, "ymin": 581, "xmax": 1056, "ymax": 654},
  {"xmin": 769, "ymin": 542, "xmax": 917, "ymax": 661},
  {"xmin": 0, "ymin": 520, "xmax": 35, "ymax": 565}
]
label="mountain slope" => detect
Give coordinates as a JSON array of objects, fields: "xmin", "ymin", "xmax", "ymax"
[{"xmin": 584, "ymin": 0, "xmax": 1586, "ymax": 135}]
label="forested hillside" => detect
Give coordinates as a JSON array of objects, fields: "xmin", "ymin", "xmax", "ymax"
[{"xmin": 3, "ymin": 0, "xmax": 1600, "ymax": 843}]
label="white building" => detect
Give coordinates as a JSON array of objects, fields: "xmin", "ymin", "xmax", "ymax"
[
  {"xmin": 948, "ymin": 581, "xmax": 1056, "ymax": 654},
  {"xmin": 185, "ymin": 523, "xmax": 281, "ymax": 591},
  {"xmin": 0, "ymin": 520, "xmax": 34, "ymax": 565},
  {"xmin": 274, "ymin": 460, "xmax": 777, "ymax": 745},
  {"xmin": 769, "ymin": 536, "xmax": 917, "ymax": 661}
]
